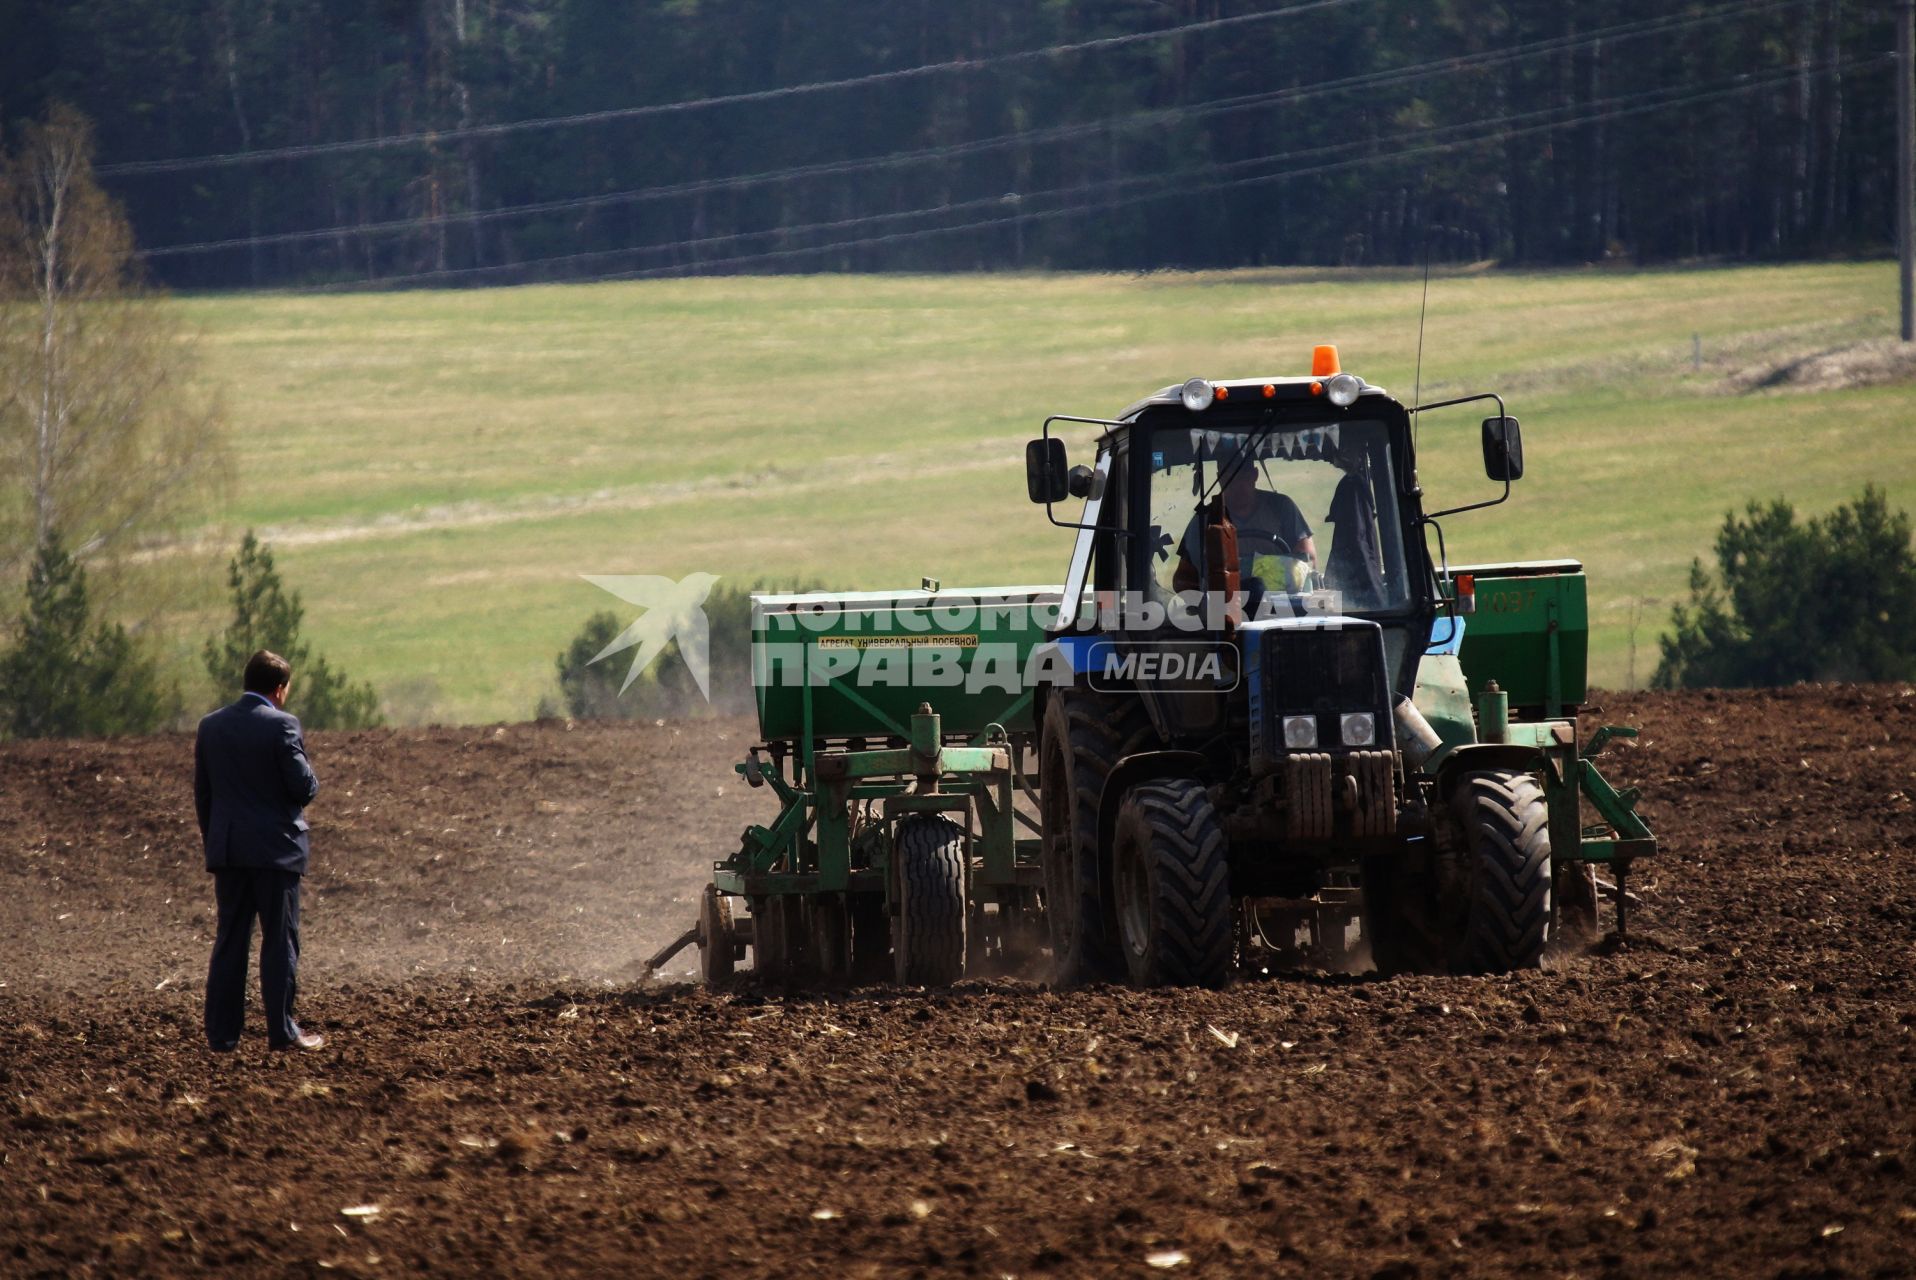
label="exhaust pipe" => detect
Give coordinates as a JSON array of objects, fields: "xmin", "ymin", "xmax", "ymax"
[{"xmin": 1393, "ymin": 695, "xmax": 1443, "ymax": 767}]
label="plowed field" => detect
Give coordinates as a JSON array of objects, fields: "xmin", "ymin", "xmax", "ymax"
[{"xmin": 2, "ymin": 686, "xmax": 1912, "ymax": 1278}]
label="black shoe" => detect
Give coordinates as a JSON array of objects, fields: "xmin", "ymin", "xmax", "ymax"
[
  {"xmin": 270, "ymin": 1028, "xmax": 325, "ymax": 1052},
  {"xmin": 209, "ymin": 1039, "xmax": 239, "ymax": 1053}
]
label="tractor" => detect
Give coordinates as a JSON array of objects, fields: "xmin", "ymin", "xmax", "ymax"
[
  {"xmin": 654, "ymin": 345, "xmax": 1653, "ymax": 986},
  {"xmin": 1022, "ymin": 345, "xmax": 1654, "ymax": 984}
]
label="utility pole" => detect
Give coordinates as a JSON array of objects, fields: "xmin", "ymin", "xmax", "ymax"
[{"xmin": 1901, "ymin": 0, "xmax": 1913, "ymax": 339}]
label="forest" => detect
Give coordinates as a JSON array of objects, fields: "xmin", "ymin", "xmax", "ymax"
[{"xmin": 0, "ymin": 0, "xmax": 1897, "ymax": 289}]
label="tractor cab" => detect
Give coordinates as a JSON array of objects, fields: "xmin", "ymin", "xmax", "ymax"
[{"xmin": 1027, "ymin": 347, "xmax": 1519, "ymax": 743}]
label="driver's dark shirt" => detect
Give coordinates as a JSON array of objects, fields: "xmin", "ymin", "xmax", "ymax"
[{"xmin": 1179, "ymin": 490, "xmax": 1313, "ymax": 580}]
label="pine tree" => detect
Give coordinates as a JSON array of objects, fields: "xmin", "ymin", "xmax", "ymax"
[
  {"xmin": 554, "ymin": 611, "xmax": 632, "ymax": 721},
  {"xmin": 1654, "ymin": 486, "xmax": 1916, "ymax": 688},
  {"xmin": 0, "ymin": 536, "xmax": 171, "ymax": 738},
  {"xmin": 204, "ymin": 531, "xmax": 382, "ymax": 729}
]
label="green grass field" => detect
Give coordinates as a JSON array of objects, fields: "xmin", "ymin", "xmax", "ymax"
[{"xmin": 162, "ymin": 261, "xmax": 1914, "ymax": 723}]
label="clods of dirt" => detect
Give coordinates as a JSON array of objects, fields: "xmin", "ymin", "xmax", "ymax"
[{"xmin": 2, "ymin": 687, "xmax": 1913, "ymax": 1277}]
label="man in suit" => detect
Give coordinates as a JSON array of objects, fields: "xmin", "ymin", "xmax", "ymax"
[{"xmin": 196, "ymin": 649, "xmax": 324, "ymax": 1052}]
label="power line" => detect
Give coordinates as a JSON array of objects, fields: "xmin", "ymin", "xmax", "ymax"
[
  {"xmin": 133, "ymin": 0, "xmax": 1808, "ymax": 262},
  {"xmin": 305, "ymin": 53, "xmax": 1880, "ymax": 293},
  {"xmin": 323, "ymin": 62, "xmax": 1837, "ymax": 287},
  {"xmin": 606, "ymin": 55, "xmax": 1890, "ymax": 284},
  {"xmin": 613, "ymin": 58, "xmax": 1885, "ymax": 273},
  {"xmin": 97, "ymin": 0, "xmax": 1368, "ymax": 178}
]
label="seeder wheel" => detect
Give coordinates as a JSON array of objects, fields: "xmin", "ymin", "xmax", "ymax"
[{"xmin": 893, "ymin": 816, "xmax": 967, "ymax": 986}]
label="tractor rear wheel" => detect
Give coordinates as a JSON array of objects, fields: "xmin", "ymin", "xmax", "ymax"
[
  {"xmin": 1039, "ymin": 690, "xmax": 1156, "ymax": 982},
  {"xmin": 1110, "ymin": 779, "xmax": 1234, "ymax": 987},
  {"xmin": 697, "ymin": 885, "xmax": 735, "ymax": 984},
  {"xmin": 1444, "ymin": 770, "xmax": 1552, "ymax": 973},
  {"xmin": 893, "ymin": 816, "xmax": 968, "ymax": 986}
]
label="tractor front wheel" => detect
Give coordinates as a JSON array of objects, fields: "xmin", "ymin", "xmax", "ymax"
[
  {"xmin": 1443, "ymin": 770, "xmax": 1552, "ymax": 973},
  {"xmin": 893, "ymin": 816, "xmax": 967, "ymax": 986},
  {"xmin": 1110, "ymin": 779, "xmax": 1234, "ymax": 987}
]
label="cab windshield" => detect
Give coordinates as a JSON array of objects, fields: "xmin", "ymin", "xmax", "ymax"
[{"xmin": 1143, "ymin": 418, "xmax": 1412, "ymax": 615}]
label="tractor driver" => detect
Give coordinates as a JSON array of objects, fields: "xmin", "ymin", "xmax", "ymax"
[{"xmin": 1171, "ymin": 448, "xmax": 1316, "ymax": 596}]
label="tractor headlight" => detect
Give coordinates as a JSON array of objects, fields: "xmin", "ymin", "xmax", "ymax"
[
  {"xmin": 1282, "ymin": 715, "xmax": 1318, "ymax": 750},
  {"xmin": 1180, "ymin": 377, "xmax": 1216, "ymax": 412},
  {"xmin": 1325, "ymin": 372, "xmax": 1364, "ymax": 407},
  {"xmin": 1340, "ymin": 711, "xmax": 1376, "ymax": 747}
]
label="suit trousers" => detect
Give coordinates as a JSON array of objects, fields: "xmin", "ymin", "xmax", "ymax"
[{"xmin": 205, "ymin": 868, "xmax": 302, "ymax": 1048}]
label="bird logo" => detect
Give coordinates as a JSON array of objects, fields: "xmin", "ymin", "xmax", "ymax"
[{"xmin": 579, "ymin": 572, "xmax": 722, "ymax": 701}]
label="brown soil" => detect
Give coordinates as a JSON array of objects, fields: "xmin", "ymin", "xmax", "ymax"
[{"xmin": 2, "ymin": 687, "xmax": 1913, "ymax": 1278}]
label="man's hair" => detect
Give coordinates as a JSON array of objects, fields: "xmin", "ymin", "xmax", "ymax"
[{"xmin": 243, "ymin": 650, "xmax": 292, "ymax": 695}]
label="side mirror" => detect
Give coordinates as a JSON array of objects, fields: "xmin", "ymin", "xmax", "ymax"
[
  {"xmin": 1481, "ymin": 416, "xmax": 1524, "ymax": 482},
  {"xmin": 1066, "ymin": 464, "xmax": 1094, "ymax": 499},
  {"xmin": 1026, "ymin": 438, "xmax": 1069, "ymax": 503}
]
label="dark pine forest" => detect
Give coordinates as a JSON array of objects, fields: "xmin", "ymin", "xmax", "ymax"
[{"xmin": 0, "ymin": 0, "xmax": 1897, "ymax": 289}]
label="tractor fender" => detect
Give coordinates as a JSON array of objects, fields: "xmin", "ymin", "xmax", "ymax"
[
  {"xmin": 1094, "ymin": 749, "xmax": 1211, "ymax": 907},
  {"xmin": 1429, "ymin": 742, "xmax": 1545, "ymax": 801}
]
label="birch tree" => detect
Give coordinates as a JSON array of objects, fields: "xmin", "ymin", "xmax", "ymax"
[{"xmin": 0, "ymin": 104, "xmax": 228, "ymax": 587}]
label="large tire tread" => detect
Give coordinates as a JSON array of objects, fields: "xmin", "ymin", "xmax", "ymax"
[
  {"xmin": 1115, "ymin": 780, "xmax": 1234, "ymax": 987},
  {"xmin": 895, "ymin": 816, "xmax": 967, "ymax": 986},
  {"xmin": 1450, "ymin": 770, "xmax": 1552, "ymax": 973}
]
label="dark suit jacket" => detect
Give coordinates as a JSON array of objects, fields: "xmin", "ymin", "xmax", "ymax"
[{"xmin": 195, "ymin": 694, "xmax": 321, "ymax": 875}]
